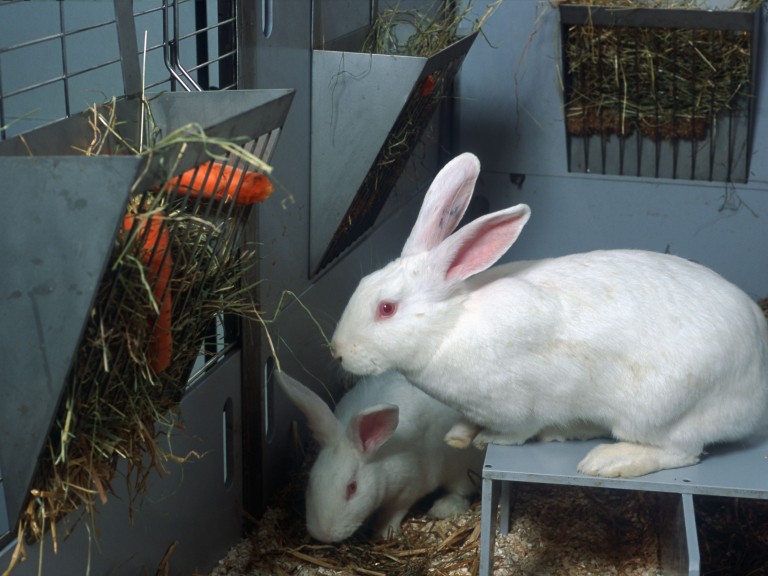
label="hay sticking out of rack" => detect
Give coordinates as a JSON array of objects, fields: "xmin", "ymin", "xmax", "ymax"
[
  {"xmin": 560, "ymin": 0, "xmax": 757, "ymax": 141},
  {"xmin": 363, "ymin": 0, "xmax": 498, "ymax": 57},
  {"xmin": 5, "ymin": 102, "xmax": 269, "ymax": 574}
]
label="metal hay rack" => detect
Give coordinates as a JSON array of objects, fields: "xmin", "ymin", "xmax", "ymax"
[
  {"xmin": 559, "ymin": 3, "xmax": 761, "ymax": 183},
  {"xmin": 0, "ymin": 84, "xmax": 293, "ymax": 551}
]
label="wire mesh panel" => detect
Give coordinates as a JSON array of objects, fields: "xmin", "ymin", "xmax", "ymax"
[
  {"xmin": 0, "ymin": 0, "xmax": 237, "ymax": 139},
  {"xmin": 559, "ymin": 4, "xmax": 760, "ymax": 183}
]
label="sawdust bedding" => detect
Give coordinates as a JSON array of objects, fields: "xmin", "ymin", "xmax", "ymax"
[{"xmin": 205, "ymin": 480, "xmax": 768, "ymax": 576}]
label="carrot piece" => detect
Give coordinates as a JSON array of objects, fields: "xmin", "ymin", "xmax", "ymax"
[
  {"xmin": 123, "ymin": 213, "xmax": 174, "ymax": 373},
  {"xmin": 168, "ymin": 161, "xmax": 274, "ymax": 205},
  {"xmin": 420, "ymin": 74, "xmax": 436, "ymax": 97}
]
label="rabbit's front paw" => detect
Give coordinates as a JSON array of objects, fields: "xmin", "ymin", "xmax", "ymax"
[{"xmin": 577, "ymin": 442, "xmax": 700, "ymax": 478}]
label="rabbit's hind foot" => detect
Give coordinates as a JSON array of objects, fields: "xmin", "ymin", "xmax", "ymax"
[{"xmin": 577, "ymin": 441, "xmax": 700, "ymax": 478}]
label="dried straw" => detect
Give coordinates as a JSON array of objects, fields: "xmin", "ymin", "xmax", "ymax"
[
  {"xmin": 560, "ymin": 0, "xmax": 758, "ymax": 140},
  {"xmin": 363, "ymin": 0, "xmax": 499, "ymax": 57}
]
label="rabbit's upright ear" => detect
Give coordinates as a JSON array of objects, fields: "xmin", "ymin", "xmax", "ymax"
[
  {"xmin": 347, "ymin": 404, "xmax": 399, "ymax": 458},
  {"xmin": 431, "ymin": 203, "xmax": 531, "ymax": 286},
  {"xmin": 402, "ymin": 153, "xmax": 480, "ymax": 257},
  {"xmin": 275, "ymin": 370, "xmax": 340, "ymax": 447}
]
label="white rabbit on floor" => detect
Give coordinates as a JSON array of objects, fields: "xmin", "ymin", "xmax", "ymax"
[
  {"xmin": 275, "ymin": 370, "xmax": 483, "ymax": 543},
  {"xmin": 330, "ymin": 152, "xmax": 768, "ymax": 479}
]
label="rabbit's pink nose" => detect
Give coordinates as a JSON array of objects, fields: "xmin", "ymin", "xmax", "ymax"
[{"xmin": 330, "ymin": 344, "xmax": 342, "ymax": 363}]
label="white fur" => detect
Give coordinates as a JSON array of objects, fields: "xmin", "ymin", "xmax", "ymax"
[
  {"xmin": 331, "ymin": 152, "xmax": 768, "ymax": 478},
  {"xmin": 276, "ymin": 370, "xmax": 483, "ymax": 543}
]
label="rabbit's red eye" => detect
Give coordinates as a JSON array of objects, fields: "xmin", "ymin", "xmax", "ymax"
[
  {"xmin": 345, "ymin": 481, "xmax": 357, "ymax": 500},
  {"xmin": 376, "ymin": 301, "xmax": 397, "ymax": 320}
]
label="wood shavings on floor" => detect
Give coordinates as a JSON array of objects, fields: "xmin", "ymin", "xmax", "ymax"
[
  {"xmin": 207, "ymin": 480, "xmax": 768, "ymax": 575},
  {"xmin": 207, "ymin": 484, "xmax": 666, "ymax": 576}
]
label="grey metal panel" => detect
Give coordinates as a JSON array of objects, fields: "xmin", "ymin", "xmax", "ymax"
[
  {"xmin": 313, "ymin": 0, "xmax": 371, "ymax": 48},
  {"xmin": 482, "ymin": 428, "xmax": 768, "ymax": 499},
  {"xmin": 309, "ymin": 31, "xmax": 476, "ymax": 272},
  {"xmin": 310, "ymin": 48, "xmax": 428, "ymax": 270},
  {"xmin": 473, "ymin": 171, "xmax": 768, "ymax": 301},
  {"xmin": 113, "ymin": 0, "xmax": 142, "ymax": 96},
  {"xmin": 1, "ymin": 351, "xmax": 243, "ymax": 576},
  {"xmin": 0, "ymin": 156, "xmax": 140, "ymax": 535}
]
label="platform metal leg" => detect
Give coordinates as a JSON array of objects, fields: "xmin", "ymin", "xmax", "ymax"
[
  {"xmin": 479, "ymin": 477, "xmax": 501, "ymax": 576},
  {"xmin": 659, "ymin": 492, "xmax": 700, "ymax": 576},
  {"xmin": 499, "ymin": 480, "xmax": 512, "ymax": 534},
  {"xmin": 681, "ymin": 494, "xmax": 700, "ymax": 576}
]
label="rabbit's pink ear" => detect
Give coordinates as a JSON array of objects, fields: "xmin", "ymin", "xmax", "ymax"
[
  {"xmin": 402, "ymin": 153, "xmax": 480, "ymax": 257},
  {"xmin": 433, "ymin": 204, "xmax": 531, "ymax": 285},
  {"xmin": 275, "ymin": 371, "xmax": 340, "ymax": 447},
  {"xmin": 348, "ymin": 404, "xmax": 399, "ymax": 457}
]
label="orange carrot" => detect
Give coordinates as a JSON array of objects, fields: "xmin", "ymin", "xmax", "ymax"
[
  {"xmin": 123, "ymin": 213, "xmax": 173, "ymax": 374},
  {"xmin": 167, "ymin": 161, "xmax": 274, "ymax": 205},
  {"xmin": 420, "ymin": 74, "xmax": 436, "ymax": 97}
]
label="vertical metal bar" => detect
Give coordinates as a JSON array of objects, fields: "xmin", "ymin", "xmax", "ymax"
[
  {"xmin": 596, "ymin": 26, "xmax": 606, "ymax": 175},
  {"xmin": 689, "ymin": 29, "xmax": 698, "ymax": 180},
  {"xmin": 59, "ymin": 2, "xmax": 71, "ymax": 118},
  {"xmin": 498, "ymin": 480, "xmax": 512, "ymax": 534},
  {"xmin": 561, "ymin": 21, "xmax": 573, "ymax": 173},
  {"xmin": 616, "ymin": 29, "xmax": 625, "ymax": 176},
  {"xmin": 745, "ymin": 10, "xmax": 760, "ymax": 182},
  {"xmin": 218, "ymin": 0, "xmax": 237, "ymax": 89},
  {"xmin": 194, "ymin": 0, "xmax": 210, "ymax": 89},
  {"xmin": 634, "ymin": 27, "xmax": 642, "ymax": 177},
  {"xmin": 114, "ymin": 0, "xmax": 143, "ymax": 96},
  {"xmin": 479, "ymin": 475, "xmax": 500, "ymax": 576},
  {"xmin": 707, "ymin": 29, "xmax": 716, "ymax": 181},
  {"xmin": 671, "ymin": 29, "xmax": 679, "ymax": 180},
  {"xmin": 0, "ymin": 52, "xmax": 5, "ymax": 140},
  {"xmin": 653, "ymin": 32, "xmax": 661, "ymax": 179},
  {"xmin": 163, "ymin": 0, "xmax": 187, "ymax": 91},
  {"xmin": 172, "ymin": 0, "xmax": 202, "ymax": 91}
]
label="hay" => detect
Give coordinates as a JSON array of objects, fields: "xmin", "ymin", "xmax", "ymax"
[
  {"xmin": 560, "ymin": 0, "xmax": 758, "ymax": 141},
  {"xmin": 4, "ymin": 99, "xmax": 270, "ymax": 575},
  {"xmin": 362, "ymin": 1, "xmax": 498, "ymax": 58}
]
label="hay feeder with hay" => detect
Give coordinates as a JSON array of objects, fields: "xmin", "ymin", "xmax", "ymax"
[
  {"xmin": 559, "ymin": 0, "xmax": 762, "ymax": 182},
  {"xmin": 309, "ymin": 2, "xmax": 493, "ymax": 273},
  {"xmin": 0, "ymin": 88, "xmax": 293, "ymax": 574}
]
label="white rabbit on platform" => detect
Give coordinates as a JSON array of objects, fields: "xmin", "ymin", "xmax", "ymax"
[
  {"xmin": 276, "ymin": 370, "xmax": 483, "ymax": 543},
  {"xmin": 330, "ymin": 152, "xmax": 768, "ymax": 479}
]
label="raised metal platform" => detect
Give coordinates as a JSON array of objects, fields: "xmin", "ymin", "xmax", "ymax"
[{"xmin": 480, "ymin": 427, "xmax": 768, "ymax": 575}]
